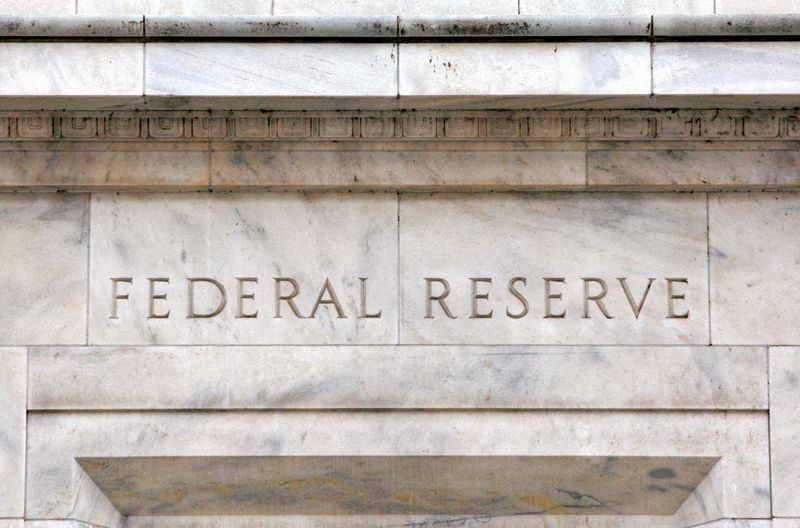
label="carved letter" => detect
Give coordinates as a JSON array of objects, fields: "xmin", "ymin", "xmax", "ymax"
[
  {"xmin": 358, "ymin": 277, "xmax": 382, "ymax": 319},
  {"xmin": 187, "ymin": 278, "xmax": 227, "ymax": 319},
  {"xmin": 147, "ymin": 278, "xmax": 170, "ymax": 319},
  {"xmin": 110, "ymin": 277, "xmax": 132, "ymax": 319},
  {"xmin": 544, "ymin": 277, "xmax": 566, "ymax": 318},
  {"xmin": 582, "ymin": 278, "xmax": 614, "ymax": 319},
  {"xmin": 274, "ymin": 277, "xmax": 304, "ymax": 318},
  {"xmin": 236, "ymin": 277, "xmax": 258, "ymax": 318},
  {"xmin": 425, "ymin": 278, "xmax": 457, "ymax": 319},
  {"xmin": 666, "ymin": 278, "xmax": 690, "ymax": 319},
  {"xmin": 470, "ymin": 278, "xmax": 493, "ymax": 319},
  {"xmin": 617, "ymin": 277, "xmax": 655, "ymax": 319},
  {"xmin": 310, "ymin": 278, "xmax": 347, "ymax": 319},
  {"xmin": 507, "ymin": 277, "xmax": 529, "ymax": 319}
]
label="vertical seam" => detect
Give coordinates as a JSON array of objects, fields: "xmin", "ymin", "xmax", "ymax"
[
  {"xmin": 142, "ymin": 17, "xmax": 147, "ymax": 99},
  {"xmin": 271, "ymin": 0, "xmax": 275, "ymax": 15},
  {"xmin": 396, "ymin": 16, "xmax": 400, "ymax": 100},
  {"xmin": 767, "ymin": 346, "xmax": 774, "ymax": 518},
  {"xmin": 85, "ymin": 195, "xmax": 92, "ymax": 346},
  {"xmin": 396, "ymin": 192, "xmax": 401, "ymax": 345},
  {"xmin": 74, "ymin": 0, "xmax": 78, "ymax": 14},
  {"xmin": 22, "ymin": 346, "xmax": 29, "ymax": 518},
  {"xmin": 706, "ymin": 193, "xmax": 712, "ymax": 345}
]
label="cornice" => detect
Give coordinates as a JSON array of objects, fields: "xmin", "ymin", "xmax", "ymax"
[{"xmin": 1, "ymin": 14, "xmax": 800, "ymax": 41}]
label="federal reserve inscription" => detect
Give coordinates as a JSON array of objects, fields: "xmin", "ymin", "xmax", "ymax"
[{"xmin": 108, "ymin": 276, "xmax": 691, "ymax": 321}]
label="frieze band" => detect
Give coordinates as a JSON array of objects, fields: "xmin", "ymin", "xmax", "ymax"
[{"xmin": 1, "ymin": 110, "xmax": 800, "ymax": 142}]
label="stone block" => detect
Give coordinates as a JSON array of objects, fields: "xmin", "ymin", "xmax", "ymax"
[
  {"xmin": 77, "ymin": 0, "xmax": 272, "ymax": 15},
  {"xmin": 400, "ymin": 43, "xmax": 651, "ymax": 96},
  {"xmin": 717, "ymin": 0, "xmax": 800, "ymax": 13},
  {"xmin": 210, "ymin": 148, "xmax": 586, "ymax": 189},
  {"xmin": 709, "ymin": 193, "xmax": 800, "ymax": 344},
  {"xmin": 0, "ymin": 521, "xmax": 23, "ymax": 528},
  {"xmin": 0, "ymin": 348, "xmax": 25, "ymax": 516},
  {"xmin": 654, "ymin": 42, "xmax": 800, "ymax": 95},
  {"xmin": 28, "ymin": 345, "xmax": 767, "ymax": 410},
  {"xmin": 272, "ymin": 0, "xmax": 518, "ymax": 15},
  {"xmin": 0, "ymin": 195, "xmax": 88, "ymax": 345},
  {"xmin": 400, "ymin": 193, "xmax": 709, "ymax": 345},
  {"xmin": 24, "ymin": 410, "xmax": 770, "ymax": 520},
  {"xmin": 88, "ymin": 193, "xmax": 397, "ymax": 345},
  {"xmin": 145, "ymin": 43, "xmax": 397, "ymax": 97},
  {"xmin": 520, "ymin": 0, "xmax": 714, "ymax": 14},
  {"xmin": 775, "ymin": 521, "xmax": 800, "ymax": 528},
  {"xmin": 588, "ymin": 150, "xmax": 800, "ymax": 188},
  {"xmin": 0, "ymin": 150, "xmax": 208, "ymax": 189},
  {"xmin": 0, "ymin": 43, "xmax": 142, "ymax": 96},
  {"xmin": 770, "ymin": 347, "xmax": 800, "ymax": 516},
  {"xmin": 0, "ymin": 0, "xmax": 73, "ymax": 14}
]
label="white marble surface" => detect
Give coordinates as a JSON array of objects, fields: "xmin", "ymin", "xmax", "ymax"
[
  {"xmin": 0, "ymin": 43, "xmax": 142, "ymax": 96},
  {"xmin": 273, "ymin": 0, "xmax": 517, "ymax": 14},
  {"xmin": 400, "ymin": 193, "xmax": 709, "ymax": 345},
  {"xmin": 146, "ymin": 43, "xmax": 397, "ymax": 97},
  {"xmin": 0, "ymin": 195, "xmax": 88, "ymax": 345},
  {"xmin": 775, "ymin": 520, "xmax": 800, "ymax": 528},
  {"xmin": 25, "ymin": 410, "xmax": 769, "ymax": 520},
  {"xmin": 400, "ymin": 43, "xmax": 650, "ymax": 96},
  {"xmin": 0, "ymin": 0, "xmax": 73, "ymax": 13},
  {"xmin": 88, "ymin": 193, "xmax": 397, "ymax": 345},
  {"xmin": 78, "ymin": 0, "xmax": 271, "ymax": 14},
  {"xmin": 0, "ymin": 150, "xmax": 209, "ymax": 189},
  {"xmin": 0, "ymin": 521, "xmax": 23, "ymax": 528},
  {"xmin": 521, "ymin": 0, "xmax": 714, "ymax": 14},
  {"xmin": 717, "ymin": 0, "xmax": 800, "ymax": 13},
  {"xmin": 654, "ymin": 42, "xmax": 800, "ymax": 95},
  {"xmin": 27, "ymin": 345, "xmax": 767, "ymax": 410},
  {"xmin": 211, "ymin": 148, "xmax": 586, "ymax": 189},
  {"xmin": 710, "ymin": 193, "xmax": 800, "ymax": 345},
  {"xmin": 589, "ymin": 150, "xmax": 800, "ymax": 188},
  {"xmin": 0, "ymin": 348, "xmax": 25, "ymax": 517},
  {"xmin": 770, "ymin": 347, "xmax": 800, "ymax": 517}
]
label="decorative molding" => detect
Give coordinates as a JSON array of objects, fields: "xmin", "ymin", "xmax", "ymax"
[{"xmin": 1, "ymin": 110, "xmax": 800, "ymax": 142}]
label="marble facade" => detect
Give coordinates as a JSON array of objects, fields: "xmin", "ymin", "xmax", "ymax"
[{"xmin": 0, "ymin": 5, "xmax": 799, "ymax": 528}]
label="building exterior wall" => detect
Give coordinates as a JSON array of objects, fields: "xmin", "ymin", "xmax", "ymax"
[{"xmin": 0, "ymin": 3, "xmax": 799, "ymax": 528}]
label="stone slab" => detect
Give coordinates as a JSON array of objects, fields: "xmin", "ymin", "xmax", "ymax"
[
  {"xmin": 272, "ymin": 0, "xmax": 518, "ymax": 15},
  {"xmin": 77, "ymin": 455, "xmax": 716, "ymax": 516},
  {"xmin": 0, "ymin": 348, "xmax": 25, "ymax": 516},
  {"xmin": 0, "ymin": 150, "xmax": 208, "ymax": 189},
  {"xmin": 770, "ymin": 347, "xmax": 800, "ymax": 517},
  {"xmin": 588, "ymin": 150, "xmax": 800, "ymax": 188},
  {"xmin": 25, "ymin": 411, "xmax": 769, "ymax": 520},
  {"xmin": 399, "ymin": 15, "xmax": 652, "ymax": 38},
  {"xmin": 654, "ymin": 42, "xmax": 800, "ymax": 95},
  {"xmin": 709, "ymin": 193, "xmax": 800, "ymax": 345},
  {"xmin": 400, "ymin": 43, "xmax": 651, "ymax": 96},
  {"xmin": 520, "ymin": 0, "xmax": 714, "ymax": 14},
  {"xmin": 654, "ymin": 14, "xmax": 800, "ymax": 37},
  {"xmin": 0, "ymin": 43, "xmax": 142, "ymax": 96},
  {"xmin": 717, "ymin": 0, "xmax": 800, "ymax": 13},
  {"xmin": 210, "ymin": 147, "xmax": 586, "ymax": 189},
  {"xmin": 0, "ymin": 195, "xmax": 88, "ymax": 345},
  {"xmin": 27, "ymin": 345, "xmax": 767, "ymax": 410},
  {"xmin": 88, "ymin": 193, "xmax": 397, "ymax": 345},
  {"xmin": 0, "ymin": 0, "xmax": 73, "ymax": 14},
  {"xmin": 145, "ymin": 43, "xmax": 397, "ymax": 97},
  {"xmin": 400, "ymin": 193, "xmax": 709, "ymax": 345},
  {"xmin": 146, "ymin": 15, "xmax": 396, "ymax": 39},
  {"xmin": 0, "ymin": 522, "xmax": 23, "ymax": 528},
  {"xmin": 78, "ymin": 0, "xmax": 272, "ymax": 15},
  {"xmin": 0, "ymin": 15, "xmax": 143, "ymax": 37},
  {"xmin": 775, "ymin": 521, "xmax": 800, "ymax": 528}
]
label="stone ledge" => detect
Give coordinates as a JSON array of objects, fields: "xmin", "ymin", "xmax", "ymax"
[{"xmin": 0, "ymin": 14, "xmax": 799, "ymax": 40}]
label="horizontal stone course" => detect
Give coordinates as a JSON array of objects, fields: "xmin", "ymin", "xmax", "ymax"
[
  {"xmin": 25, "ymin": 410, "xmax": 770, "ymax": 520},
  {"xmin": 145, "ymin": 42, "xmax": 397, "ymax": 97},
  {"xmin": 27, "ymin": 345, "xmax": 768, "ymax": 410},
  {"xmin": 400, "ymin": 192, "xmax": 710, "ymax": 345}
]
